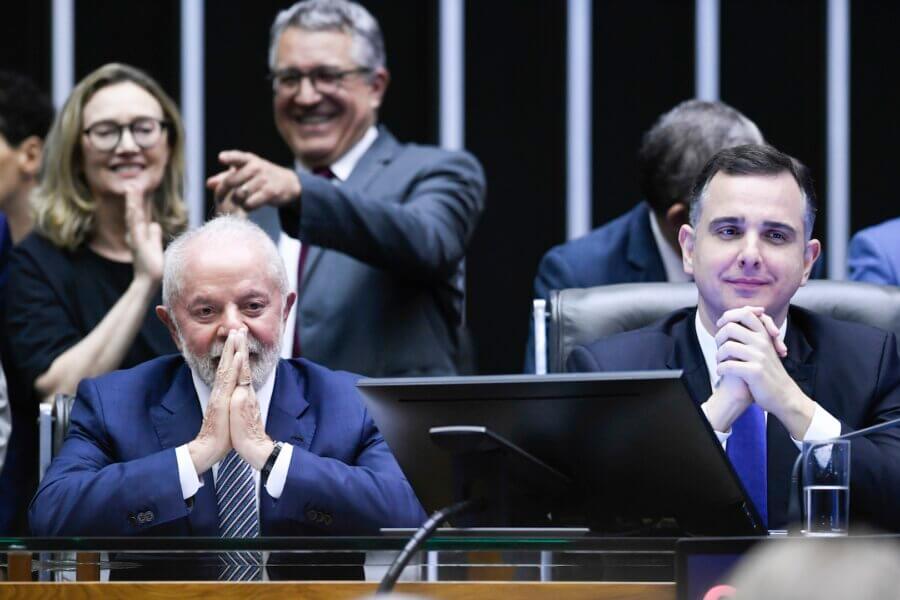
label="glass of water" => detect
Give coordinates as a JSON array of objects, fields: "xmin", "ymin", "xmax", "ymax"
[{"xmin": 802, "ymin": 439, "xmax": 850, "ymax": 536}]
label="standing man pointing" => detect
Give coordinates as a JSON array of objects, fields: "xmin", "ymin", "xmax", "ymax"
[{"xmin": 209, "ymin": 0, "xmax": 485, "ymax": 378}]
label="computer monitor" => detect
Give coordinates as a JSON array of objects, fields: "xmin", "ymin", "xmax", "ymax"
[{"xmin": 358, "ymin": 371, "xmax": 766, "ymax": 536}]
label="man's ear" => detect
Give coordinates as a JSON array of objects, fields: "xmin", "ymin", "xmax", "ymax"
[
  {"xmin": 665, "ymin": 202, "xmax": 689, "ymax": 231},
  {"xmin": 155, "ymin": 305, "xmax": 183, "ymax": 351},
  {"xmin": 17, "ymin": 135, "xmax": 44, "ymax": 178},
  {"xmin": 368, "ymin": 68, "xmax": 390, "ymax": 110},
  {"xmin": 678, "ymin": 224, "xmax": 696, "ymax": 276},
  {"xmin": 801, "ymin": 238, "xmax": 822, "ymax": 284},
  {"xmin": 283, "ymin": 292, "xmax": 296, "ymax": 324}
]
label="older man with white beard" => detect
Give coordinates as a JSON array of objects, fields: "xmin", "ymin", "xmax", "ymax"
[{"xmin": 29, "ymin": 216, "xmax": 425, "ymax": 545}]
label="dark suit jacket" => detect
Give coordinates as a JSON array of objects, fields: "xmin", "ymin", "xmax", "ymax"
[
  {"xmin": 279, "ymin": 126, "xmax": 485, "ymax": 377},
  {"xmin": 848, "ymin": 217, "xmax": 900, "ymax": 285},
  {"xmin": 525, "ymin": 202, "xmax": 666, "ymax": 372},
  {"xmin": 29, "ymin": 355, "xmax": 426, "ymax": 537},
  {"xmin": 567, "ymin": 306, "xmax": 900, "ymax": 531}
]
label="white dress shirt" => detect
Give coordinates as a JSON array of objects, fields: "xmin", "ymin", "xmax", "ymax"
[
  {"xmin": 648, "ymin": 209, "xmax": 692, "ymax": 283},
  {"xmin": 174, "ymin": 365, "xmax": 294, "ymax": 504},
  {"xmin": 694, "ymin": 310, "xmax": 841, "ymax": 447},
  {"xmin": 295, "ymin": 124, "xmax": 378, "ymax": 182},
  {"xmin": 278, "ymin": 234, "xmax": 302, "ymax": 359}
]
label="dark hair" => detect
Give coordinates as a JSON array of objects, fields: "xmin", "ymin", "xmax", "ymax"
[
  {"xmin": 637, "ymin": 99, "xmax": 763, "ymax": 215},
  {"xmin": 0, "ymin": 70, "xmax": 54, "ymax": 146},
  {"xmin": 688, "ymin": 144, "xmax": 817, "ymax": 239}
]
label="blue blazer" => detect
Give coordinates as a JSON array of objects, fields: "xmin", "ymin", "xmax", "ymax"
[
  {"xmin": 848, "ymin": 217, "xmax": 900, "ymax": 285},
  {"xmin": 567, "ymin": 306, "xmax": 900, "ymax": 531},
  {"xmin": 524, "ymin": 202, "xmax": 666, "ymax": 372},
  {"xmin": 29, "ymin": 356, "xmax": 426, "ymax": 536}
]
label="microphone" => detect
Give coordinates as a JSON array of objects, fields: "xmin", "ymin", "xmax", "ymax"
[{"xmin": 787, "ymin": 415, "xmax": 900, "ymax": 531}]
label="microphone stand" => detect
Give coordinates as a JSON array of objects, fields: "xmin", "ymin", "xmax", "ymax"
[{"xmin": 376, "ymin": 498, "xmax": 482, "ymax": 594}]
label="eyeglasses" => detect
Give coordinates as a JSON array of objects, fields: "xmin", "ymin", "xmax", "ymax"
[
  {"xmin": 268, "ymin": 67, "xmax": 372, "ymax": 95},
  {"xmin": 82, "ymin": 117, "xmax": 169, "ymax": 151}
]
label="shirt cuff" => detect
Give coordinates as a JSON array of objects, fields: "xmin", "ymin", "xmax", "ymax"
[
  {"xmin": 793, "ymin": 403, "xmax": 842, "ymax": 449},
  {"xmin": 701, "ymin": 403, "xmax": 733, "ymax": 447},
  {"xmin": 175, "ymin": 444, "xmax": 203, "ymax": 500},
  {"xmin": 264, "ymin": 443, "xmax": 294, "ymax": 499}
]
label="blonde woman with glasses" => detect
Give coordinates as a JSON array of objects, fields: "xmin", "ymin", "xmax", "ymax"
[{"xmin": 1, "ymin": 63, "xmax": 186, "ymax": 532}]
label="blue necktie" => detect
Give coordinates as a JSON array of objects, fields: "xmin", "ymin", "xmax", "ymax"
[{"xmin": 726, "ymin": 404, "xmax": 768, "ymax": 527}]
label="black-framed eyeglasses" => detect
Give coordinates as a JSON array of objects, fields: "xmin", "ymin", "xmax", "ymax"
[
  {"xmin": 82, "ymin": 117, "xmax": 170, "ymax": 151},
  {"xmin": 268, "ymin": 67, "xmax": 372, "ymax": 95}
]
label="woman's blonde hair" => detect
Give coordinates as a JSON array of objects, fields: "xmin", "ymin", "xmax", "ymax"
[{"xmin": 32, "ymin": 63, "xmax": 188, "ymax": 250}]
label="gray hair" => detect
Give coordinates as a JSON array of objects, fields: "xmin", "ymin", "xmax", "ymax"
[
  {"xmin": 162, "ymin": 215, "xmax": 289, "ymax": 310},
  {"xmin": 268, "ymin": 0, "xmax": 386, "ymax": 74},
  {"xmin": 637, "ymin": 99, "xmax": 764, "ymax": 215}
]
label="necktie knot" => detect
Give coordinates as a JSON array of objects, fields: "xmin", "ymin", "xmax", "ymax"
[{"xmin": 312, "ymin": 166, "xmax": 335, "ymax": 180}]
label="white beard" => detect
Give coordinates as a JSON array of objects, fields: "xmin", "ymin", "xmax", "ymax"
[{"xmin": 177, "ymin": 322, "xmax": 282, "ymax": 391}]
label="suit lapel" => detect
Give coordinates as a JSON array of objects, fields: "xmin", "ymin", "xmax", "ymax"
[
  {"xmin": 149, "ymin": 364, "xmax": 218, "ymax": 535},
  {"xmin": 266, "ymin": 360, "xmax": 316, "ymax": 450},
  {"xmin": 666, "ymin": 310, "xmax": 713, "ymax": 406},
  {"xmin": 300, "ymin": 128, "xmax": 400, "ymax": 291},
  {"xmin": 260, "ymin": 360, "xmax": 316, "ymax": 533},
  {"xmin": 626, "ymin": 202, "xmax": 667, "ymax": 281}
]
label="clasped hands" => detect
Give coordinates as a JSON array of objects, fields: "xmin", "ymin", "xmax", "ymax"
[
  {"xmin": 702, "ymin": 306, "xmax": 815, "ymax": 440},
  {"xmin": 187, "ymin": 328, "xmax": 275, "ymax": 475}
]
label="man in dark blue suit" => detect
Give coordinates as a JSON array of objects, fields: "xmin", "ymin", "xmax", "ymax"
[
  {"xmin": 526, "ymin": 100, "xmax": 764, "ymax": 372},
  {"xmin": 30, "ymin": 216, "xmax": 426, "ymax": 542},
  {"xmin": 568, "ymin": 145, "xmax": 900, "ymax": 531}
]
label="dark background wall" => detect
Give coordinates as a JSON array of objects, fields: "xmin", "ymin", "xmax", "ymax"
[{"xmin": 2, "ymin": 0, "xmax": 897, "ymax": 375}]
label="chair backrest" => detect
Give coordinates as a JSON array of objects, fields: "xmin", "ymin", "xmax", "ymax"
[
  {"xmin": 547, "ymin": 280, "xmax": 900, "ymax": 373},
  {"xmin": 38, "ymin": 393, "xmax": 76, "ymax": 481}
]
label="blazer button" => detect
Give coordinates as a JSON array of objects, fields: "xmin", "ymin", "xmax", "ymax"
[
  {"xmin": 306, "ymin": 509, "xmax": 318, "ymax": 521},
  {"xmin": 322, "ymin": 514, "xmax": 333, "ymax": 526}
]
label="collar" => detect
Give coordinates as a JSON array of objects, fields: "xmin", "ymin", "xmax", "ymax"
[
  {"xmin": 295, "ymin": 125, "xmax": 379, "ymax": 182},
  {"xmin": 189, "ymin": 362, "xmax": 278, "ymax": 425},
  {"xmin": 695, "ymin": 310, "xmax": 788, "ymax": 389},
  {"xmin": 648, "ymin": 209, "xmax": 691, "ymax": 283}
]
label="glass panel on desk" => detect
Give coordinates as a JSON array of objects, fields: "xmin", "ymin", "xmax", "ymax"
[{"xmin": 0, "ymin": 536, "xmax": 676, "ymax": 583}]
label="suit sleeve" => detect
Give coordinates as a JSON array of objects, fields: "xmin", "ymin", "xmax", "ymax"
[
  {"xmin": 28, "ymin": 378, "xmax": 188, "ymax": 536},
  {"xmin": 280, "ymin": 149, "xmax": 485, "ymax": 283},
  {"xmin": 276, "ymin": 409, "xmax": 427, "ymax": 534},
  {"xmin": 565, "ymin": 344, "xmax": 602, "ymax": 373},
  {"xmin": 847, "ymin": 230, "xmax": 898, "ymax": 285},
  {"xmin": 524, "ymin": 247, "xmax": 582, "ymax": 373},
  {"xmin": 840, "ymin": 333, "xmax": 900, "ymax": 531}
]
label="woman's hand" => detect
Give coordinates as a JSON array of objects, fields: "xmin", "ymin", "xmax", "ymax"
[{"xmin": 124, "ymin": 183, "xmax": 164, "ymax": 284}]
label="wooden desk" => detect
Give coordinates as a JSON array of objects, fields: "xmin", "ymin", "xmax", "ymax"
[{"xmin": 1, "ymin": 581, "xmax": 676, "ymax": 599}]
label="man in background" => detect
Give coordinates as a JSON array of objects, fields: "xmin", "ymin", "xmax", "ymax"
[
  {"xmin": 0, "ymin": 70, "xmax": 53, "ymax": 312},
  {"xmin": 208, "ymin": 0, "xmax": 485, "ymax": 378},
  {"xmin": 525, "ymin": 100, "xmax": 763, "ymax": 372},
  {"xmin": 0, "ymin": 70, "xmax": 53, "ymax": 531}
]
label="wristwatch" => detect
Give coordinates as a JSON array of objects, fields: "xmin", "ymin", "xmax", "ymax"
[{"xmin": 261, "ymin": 441, "xmax": 284, "ymax": 487}]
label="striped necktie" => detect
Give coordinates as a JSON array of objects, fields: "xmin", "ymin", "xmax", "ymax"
[{"xmin": 216, "ymin": 449, "xmax": 262, "ymax": 580}]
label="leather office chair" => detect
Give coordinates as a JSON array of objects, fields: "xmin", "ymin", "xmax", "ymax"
[{"xmin": 534, "ymin": 280, "xmax": 900, "ymax": 373}]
